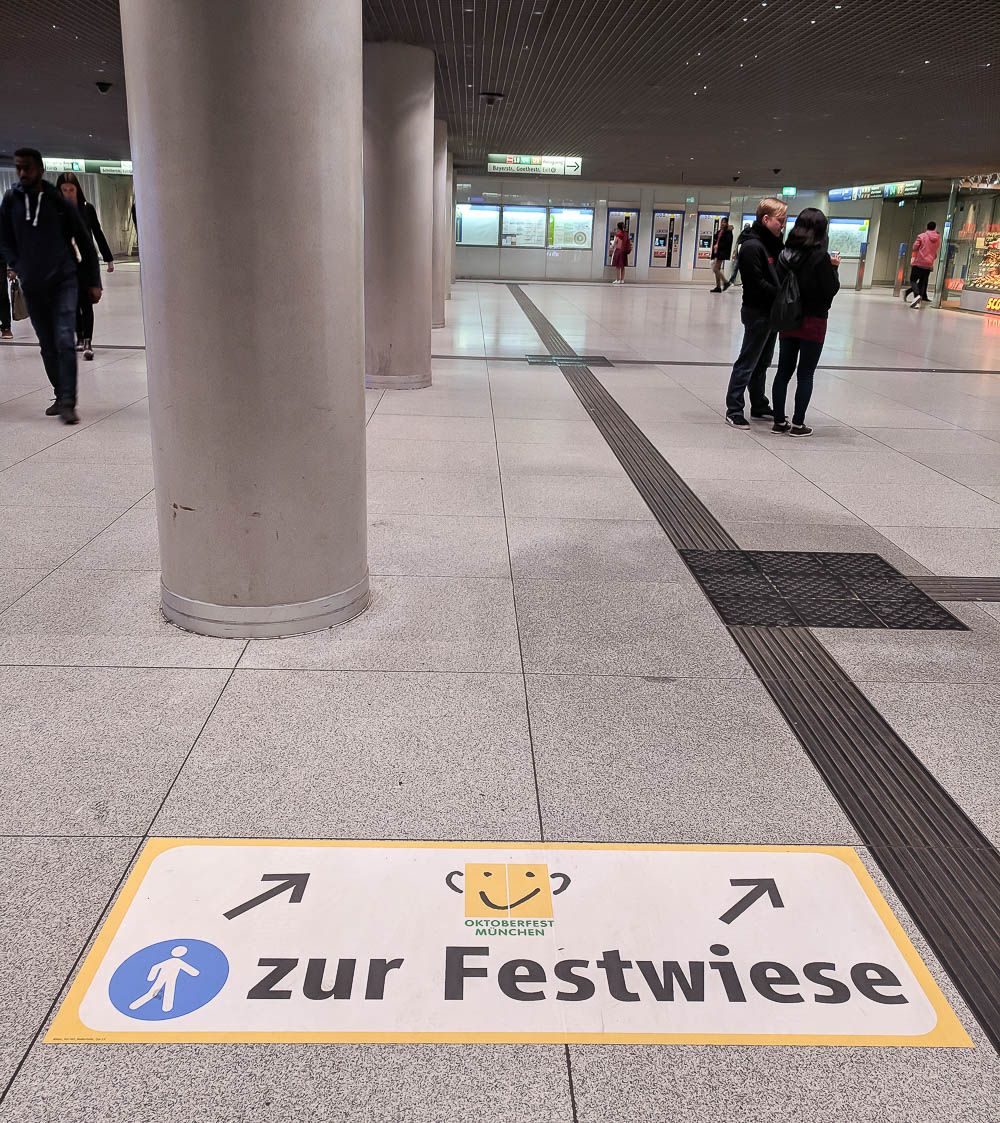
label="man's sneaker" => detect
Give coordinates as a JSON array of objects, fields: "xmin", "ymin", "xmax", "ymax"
[
  {"xmin": 722, "ymin": 280, "xmax": 731, "ymax": 291},
  {"xmin": 45, "ymin": 399, "xmax": 61, "ymax": 416},
  {"xmin": 59, "ymin": 402, "xmax": 79, "ymax": 425},
  {"xmin": 790, "ymin": 423, "xmax": 813, "ymax": 436},
  {"xmin": 910, "ymin": 295, "xmax": 922, "ymax": 308},
  {"xmin": 0, "ymin": 328, "xmax": 12, "ymax": 341},
  {"xmin": 75, "ymin": 340, "xmax": 84, "ymax": 352},
  {"xmin": 772, "ymin": 419, "xmax": 791, "ymax": 433},
  {"xmin": 750, "ymin": 406, "xmax": 774, "ymax": 419},
  {"xmin": 83, "ymin": 339, "xmax": 94, "ymax": 360},
  {"xmin": 726, "ymin": 414, "xmax": 751, "ymax": 429},
  {"xmin": 710, "ymin": 286, "xmax": 722, "ymax": 293}
]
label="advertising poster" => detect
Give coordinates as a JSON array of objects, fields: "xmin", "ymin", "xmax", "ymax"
[
  {"xmin": 549, "ymin": 208, "xmax": 594, "ymax": 249},
  {"xmin": 501, "ymin": 206, "xmax": 547, "ymax": 247}
]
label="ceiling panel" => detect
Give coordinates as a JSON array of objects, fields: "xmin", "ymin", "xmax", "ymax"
[{"xmin": 2, "ymin": 0, "xmax": 998, "ymax": 187}]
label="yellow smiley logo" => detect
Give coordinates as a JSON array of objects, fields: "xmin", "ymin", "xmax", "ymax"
[{"xmin": 445, "ymin": 863, "xmax": 571, "ymax": 918}]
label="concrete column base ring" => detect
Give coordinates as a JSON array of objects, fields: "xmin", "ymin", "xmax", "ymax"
[
  {"xmin": 365, "ymin": 371, "xmax": 433, "ymax": 390},
  {"xmin": 161, "ymin": 573, "xmax": 371, "ymax": 639}
]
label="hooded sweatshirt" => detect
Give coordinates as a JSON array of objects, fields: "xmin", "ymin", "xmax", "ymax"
[
  {"xmin": 912, "ymin": 229, "xmax": 941, "ymax": 269},
  {"xmin": 776, "ymin": 244, "xmax": 841, "ymax": 341},
  {"xmin": 0, "ymin": 180, "xmax": 101, "ymax": 294},
  {"xmin": 737, "ymin": 219, "xmax": 785, "ymax": 312}
]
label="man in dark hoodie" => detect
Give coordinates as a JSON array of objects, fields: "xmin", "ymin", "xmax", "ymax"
[
  {"xmin": 0, "ymin": 148, "xmax": 102, "ymax": 423},
  {"xmin": 723, "ymin": 197, "xmax": 786, "ymax": 429}
]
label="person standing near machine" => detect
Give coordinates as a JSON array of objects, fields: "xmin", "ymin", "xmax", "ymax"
[
  {"xmin": 710, "ymin": 218, "xmax": 732, "ymax": 292},
  {"xmin": 55, "ymin": 172, "xmax": 114, "ymax": 359},
  {"xmin": 0, "ymin": 147, "xmax": 102, "ymax": 423},
  {"xmin": 904, "ymin": 221, "xmax": 941, "ymax": 308},
  {"xmin": 723, "ymin": 197, "xmax": 786, "ymax": 428},
  {"xmin": 610, "ymin": 221, "xmax": 631, "ymax": 285}
]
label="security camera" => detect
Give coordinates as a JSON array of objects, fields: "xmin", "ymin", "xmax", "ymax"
[
  {"xmin": 772, "ymin": 168, "xmax": 781, "ymax": 175},
  {"xmin": 95, "ymin": 81, "xmax": 112, "ymax": 94},
  {"xmin": 732, "ymin": 175, "xmax": 740, "ymax": 182}
]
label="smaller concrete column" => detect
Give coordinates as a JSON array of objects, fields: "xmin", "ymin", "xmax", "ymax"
[
  {"xmin": 363, "ymin": 43, "xmax": 434, "ymax": 388},
  {"xmin": 432, "ymin": 119, "xmax": 448, "ymax": 327},
  {"xmin": 446, "ymin": 152, "xmax": 455, "ymax": 297}
]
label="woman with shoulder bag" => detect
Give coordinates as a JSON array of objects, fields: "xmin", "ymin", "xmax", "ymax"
[
  {"xmin": 770, "ymin": 208, "xmax": 840, "ymax": 436},
  {"xmin": 55, "ymin": 172, "xmax": 114, "ymax": 361}
]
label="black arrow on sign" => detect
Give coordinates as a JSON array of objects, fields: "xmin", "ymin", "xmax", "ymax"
[
  {"xmin": 224, "ymin": 874, "xmax": 310, "ymax": 920},
  {"xmin": 719, "ymin": 878, "xmax": 784, "ymax": 925}
]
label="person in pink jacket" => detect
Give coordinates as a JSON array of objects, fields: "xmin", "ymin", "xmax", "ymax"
[{"xmin": 904, "ymin": 222, "xmax": 941, "ymax": 308}]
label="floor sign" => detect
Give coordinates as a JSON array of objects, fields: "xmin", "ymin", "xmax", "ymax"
[{"xmin": 48, "ymin": 840, "xmax": 971, "ymax": 1046}]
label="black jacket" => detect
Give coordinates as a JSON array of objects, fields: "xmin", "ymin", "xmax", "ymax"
[
  {"xmin": 0, "ymin": 180, "xmax": 101, "ymax": 294},
  {"xmin": 777, "ymin": 245, "xmax": 841, "ymax": 319},
  {"xmin": 712, "ymin": 227, "xmax": 733, "ymax": 261},
  {"xmin": 738, "ymin": 219, "xmax": 784, "ymax": 312},
  {"xmin": 81, "ymin": 200, "xmax": 114, "ymax": 264}
]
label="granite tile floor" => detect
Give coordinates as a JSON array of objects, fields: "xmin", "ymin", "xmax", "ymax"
[{"xmin": 2, "ymin": 270, "xmax": 1000, "ymax": 1120}]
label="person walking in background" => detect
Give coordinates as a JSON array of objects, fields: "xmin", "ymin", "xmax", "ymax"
[
  {"xmin": 710, "ymin": 218, "xmax": 732, "ymax": 292},
  {"xmin": 0, "ymin": 254, "xmax": 12, "ymax": 340},
  {"xmin": 55, "ymin": 172, "xmax": 114, "ymax": 360},
  {"xmin": 0, "ymin": 148, "xmax": 102, "ymax": 424},
  {"xmin": 723, "ymin": 223, "xmax": 752, "ymax": 290},
  {"xmin": 770, "ymin": 208, "xmax": 841, "ymax": 437},
  {"xmin": 904, "ymin": 221, "xmax": 941, "ymax": 308},
  {"xmin": 723, "ymin": 198, "xmax": 786, "ymax": 428},
  {"xmin": 610, "ymin": 221, "xmax": 631, "ymax": 284}
]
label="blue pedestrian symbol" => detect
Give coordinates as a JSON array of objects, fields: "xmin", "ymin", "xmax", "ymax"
[{"xmin": 109, "ymin": 939, "xmax": 229, "ymax": 1021}]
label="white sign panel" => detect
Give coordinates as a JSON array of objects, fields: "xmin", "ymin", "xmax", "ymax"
[
  {"xmin": 502, "ymin": 206, "xmax": 547, "ymax": 247},
  {"xmin": 487, "ymin": 154, "xmax": 582, "ymax": 176},
  {"xmin": 49, "ymin": 841, "xmax": 969, "ymax": 1047},
  {"xmin": 549, "ymin": 208, "xmax": 593, "ymax": 250}
]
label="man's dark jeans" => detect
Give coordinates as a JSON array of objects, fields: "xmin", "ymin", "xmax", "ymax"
[
  {"xmin": 25, "ymin": 276, "xmax": 78, "ymax": 404},
  {"xmin": 725, "ymin": 306, "xmax": 775, "ymax": 419},
  {"xmin": 772, "ymin": 336, "xmax": 824, "ymax": 425},
  {"xmin": 0, "ymin": 262, "xmax": 10, "ymax": 331},
  {"xmin": 909, "ymin": 266, "xmax": 931, "ymax": 301}
]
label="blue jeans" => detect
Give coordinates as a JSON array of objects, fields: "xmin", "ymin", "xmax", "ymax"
[
  {"xmin": 25, "ymin": 276, "xmax": 78, "ymax": 404},
  {"xmin": 725, "ymin": 307, "xmax": 775, "ymax": 418},
  {"xmin": 772, "ymin": 336, "xmax": 823, "ymax": 425}
]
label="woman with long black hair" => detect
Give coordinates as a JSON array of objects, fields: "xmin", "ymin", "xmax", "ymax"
[
  {"xmin": 55, "ymin": 172, "xmax": 114, "ymax": 360},
  {"xmin": 770, "ymin": 207, "xmax": 840, "ymax": 436}
]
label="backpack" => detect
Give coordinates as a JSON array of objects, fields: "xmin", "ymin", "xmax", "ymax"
[{"xmin": 770, "ymin": 261, "xmax": 803, "ymax": 332}]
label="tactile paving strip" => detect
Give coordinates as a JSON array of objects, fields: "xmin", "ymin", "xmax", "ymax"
[
  {"xmin": 508, "ymin": 282, "xmax": 1000, "ymax": 1050},
  {"xmin": 682, "ymin": 550, "xmax": 968, "ymax": 631}
]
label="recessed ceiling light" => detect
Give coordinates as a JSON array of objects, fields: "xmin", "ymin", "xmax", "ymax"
[{"xmin": 924, "ymin": 59, "xmax": 930, "ymax": 63}]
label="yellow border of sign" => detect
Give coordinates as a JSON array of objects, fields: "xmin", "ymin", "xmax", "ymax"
[{"xmin": 47, "ymin": 840, "xmax": 972, "ymax": 1047}]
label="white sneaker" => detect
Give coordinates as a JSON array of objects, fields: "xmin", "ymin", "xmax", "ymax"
[
  {"xmin": 910, "ymin": 295, "xmax": 922, "ymax": 307},
  {"xmin": 610, "ymin": 280, "xmax": 619, "ymax": 285}
]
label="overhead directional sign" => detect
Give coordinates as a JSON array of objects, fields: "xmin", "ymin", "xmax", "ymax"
[
  {"xmin": 829, "ymin": 180, "xmax": 921, "ymax": 202},
  {"xmin": 487, "ymin": 153, "xmax": 582, "ymax": 176},
  {"xmin": 48, "ymin": 840, "xmax": 970, "ymax": 1047}
]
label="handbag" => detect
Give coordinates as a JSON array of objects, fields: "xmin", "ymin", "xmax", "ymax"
[{"xmin": 10, "ymin": 279, "xmax": 29, "ymax": 321}]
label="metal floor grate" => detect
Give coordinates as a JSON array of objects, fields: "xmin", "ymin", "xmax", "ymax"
[{"xmin": 683, "ymin": 550, "xmax": 968, "ymax": 631}]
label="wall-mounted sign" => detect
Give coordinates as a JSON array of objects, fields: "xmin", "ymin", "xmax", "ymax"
[
  {"xmin": 828, "ymin": 180, "xmax": 921, "ymax": 202},
  {"xmin": 487, "ymin": 154, "xmax": 582, "ymax": 176},
  {"xmin": 42, "ymin": 157, "xmax": 134, "ymax": 176},
  {"xmin": 781, "ymin": 186, "xmax": 797, "ymax": 197},
  {"xmin": 47, "ymin": 839, "xmax": 969, "ymax": 1047}
]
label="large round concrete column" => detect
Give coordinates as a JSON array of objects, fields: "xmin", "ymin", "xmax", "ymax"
[
  {"xmin": 446, "ymin": 151, "xmax": 455, "ymax": 298},
  {"xmin": 120, "ymin": 0, "xmax": 369, "ymax": 638},
  {"xmin": 431, "ymin": 119, "xmax": 448, "ymax": 327},
  {"xmin": 363, "ymin": 43, "xmax": 434, "ymax": 388}
]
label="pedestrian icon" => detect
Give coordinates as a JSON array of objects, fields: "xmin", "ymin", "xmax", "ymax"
[{"xmin": 108, "ymin": 938, "xmax": 229, "ymax": 1021}]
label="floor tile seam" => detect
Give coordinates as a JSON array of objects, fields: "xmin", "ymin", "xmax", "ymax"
[
  {"xmin": 364, "ymin": 389, "xmax": 384, "ymax": 426},
  {"xmin": 0, "ymin": 833, "xmax": 151, "ymax": 1108},
  {"xmin": 0, "ymin": 488, "xmax": 157, "ymax": 621},
  {"xmin": 482, "ymin": 284, "xmax": 545, "ymax": 843},
  {"xmin": 819, "ymin": 366, "xmax": 1000, "ymax": 428},
  {"xmin": 0, "ymin": 394, "xmax": 150, "ymax": 476}
]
